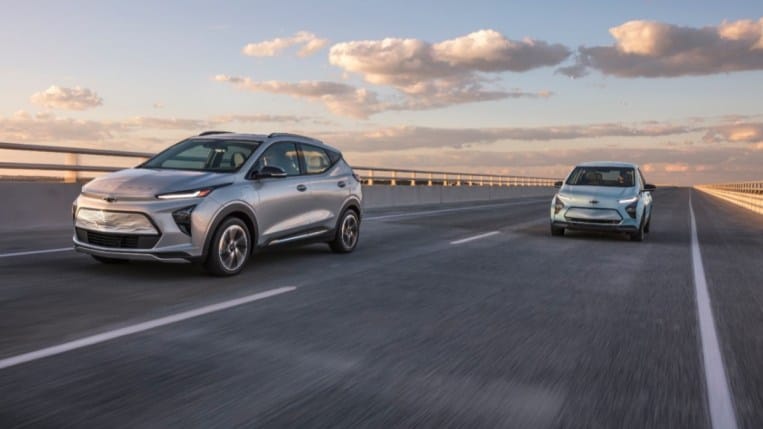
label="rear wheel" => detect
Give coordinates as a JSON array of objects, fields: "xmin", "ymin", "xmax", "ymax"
[
  {"xmin": 550, "ymin": 224, "xmax": 565, "ymax": 236},
  {"xmin": 329, "ymin": 210, "xmax": 360, "ymax": 253},
  {"xmin": 91, "ymin": 255, "xmax": 128, "ymax": 264},
  {"xmin": 204, "ymin": 217, "xmax": 251, "ymax": 276}
]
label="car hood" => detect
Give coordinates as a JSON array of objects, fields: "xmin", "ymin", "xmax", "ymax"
[
  {"xmin": 558, "ymin": 185, "xmax": 637, "ymax": 208},
  {"xmin": 82, "ymin": 168, "xmax": 234, "ymax": 199}
]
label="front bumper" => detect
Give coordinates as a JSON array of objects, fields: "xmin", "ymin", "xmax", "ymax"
[
  {"xmin": 551, "ymin": 220, "xmax": 638, "ymax": 233},
  {"xmin": 71, "ymin": 192, "xmax": 220, "ymax": 261}
]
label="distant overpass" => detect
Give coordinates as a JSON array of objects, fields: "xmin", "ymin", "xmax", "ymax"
[{"xmin": 1, "ymin": 142, "xmax": 762, "ymax": 428}]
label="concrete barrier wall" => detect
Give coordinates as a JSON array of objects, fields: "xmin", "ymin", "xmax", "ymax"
[
  {"xmin": 0, "ymin": 182, "xmax": 555, "ymax": 232},
  {"xmin": 362, "ymin": 185, "xmax": 555, "ymax": 209}
]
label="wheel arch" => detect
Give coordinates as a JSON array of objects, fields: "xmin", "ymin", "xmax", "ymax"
[{"xmin": 201, "ymin": 202, "xmax": 259, "ymax": 259}]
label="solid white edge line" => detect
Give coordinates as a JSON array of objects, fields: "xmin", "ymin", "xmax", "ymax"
[
  {"xmin": 366, "ymin": 198, "xmax": 549, "ymax": 221},
  {"xmin": 690, "ymin": 191, "xmax": 738, "ymax": 429},
  {"xmin": 0, "ymin": 247, "xmax": 73, "ymax": 258},
  {"xmin": 450, "ymin": 231, "xmax": 500, "ymax": 245},
  {"xmin": 0, "ymin": 286, "xmax": 297, "ymax": 371}
]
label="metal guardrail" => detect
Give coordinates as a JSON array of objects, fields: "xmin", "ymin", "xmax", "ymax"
[
  {"xmin": 695, "ymin": 182, "xmax": 763, "ymax": 215},
  {"xmin": 0, "ymin": 141, "xmax": 558, "ymax": 186}
]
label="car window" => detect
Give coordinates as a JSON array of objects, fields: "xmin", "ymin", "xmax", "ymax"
[
  {"xmin": 566, "ymin": 166, "xmax": 635, "ymax": 187},
  {"xmin": 301, "ymin": 145, "xmax": 332, "ymax": 174},
  {"xmin": 253, "ymin": 142, "xmax": 301, "ymax": 176},
  {"xmin": 142, "ymin": 139, "xmax": 259, "ymax": 172}
]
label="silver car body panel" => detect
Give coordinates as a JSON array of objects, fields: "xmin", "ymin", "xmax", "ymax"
[{"xmin": 73, "ymin": 133, "xmax": 362, "ymax": 261}]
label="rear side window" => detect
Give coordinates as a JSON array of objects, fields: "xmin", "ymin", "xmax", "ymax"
[
  {"xmin": 301, "ymin": 144, "xmax": 333, "ymax": 174},
  {"xmin": 566, "ymin": 166, "xmax": 635, "ymax": 187},
  {"xmin": 253, "ymin": 142, "xmax": 301, "ymax": 176}
]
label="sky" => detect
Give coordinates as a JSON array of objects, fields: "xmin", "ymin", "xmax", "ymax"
[{"xmin": 1, "ymin": 0, "xmax": 762, "ymax": 184}]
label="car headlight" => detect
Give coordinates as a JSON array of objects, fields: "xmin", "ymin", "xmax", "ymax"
[
  {"xmin": 157, "ymin": 188, "xmax": 215, "ymax": 200},
  {"xmin": 618, "ymin": 196, "xmax": 639, "ymax": 204},
  {"xmin": 554, "ymin": 195, "xmax": 565, "ymax": 214}
]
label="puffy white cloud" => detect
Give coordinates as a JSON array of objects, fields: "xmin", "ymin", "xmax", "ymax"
[
  {"xmin": 30, "ymin": 85, "xmax": 103, "ymax": 110},
  {"xmin": 557, "ymin": 18, "xmax": 763, "ymax": 78},
  {"xmin": 242, "ymin": 31, "xmax": 328, "ymax": 57},
  {"xmin": 330, "ymin": 30, "xmax": 570, "ymax": 87},
  {"xmin": 321, "ymin": 29, "xmax": 567, "ymax": 115}
]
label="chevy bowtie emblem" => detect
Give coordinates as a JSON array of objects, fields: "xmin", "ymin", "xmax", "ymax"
[
  {"xmin": 589, "ymin": 200, "xmax": 599, "ymax": 204},
  {"xmin": 104, "ymin": 196, "xmax": 117, "ymax": 203}
]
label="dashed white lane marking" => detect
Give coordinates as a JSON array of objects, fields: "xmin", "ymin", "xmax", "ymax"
[
  {"xmin": 0, "ymin": 286, "xmax": 297, "ymax": 371},
  {"xmin": 365, "ymin": 198, "xmax": 549, "ymax": 221},
  {"xmin": 450, "ymin": 231, "xmax": 501, "ymax": 245},
  {"xmin": 690, "ymin": 191, "xmax": 738, "ymax": 429},
  {"xmin": 0, "ymin": 247, "xmax": 72, "ymax": 258}
]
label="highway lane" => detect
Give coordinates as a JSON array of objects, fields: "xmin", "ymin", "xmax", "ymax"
[
  {"xmin": 0, "ymin": 189, "xmax": 761, "ymax": 427},
  {"xmin": 693, "ymin": 189, "xmax": 763, "ymax": 429}
]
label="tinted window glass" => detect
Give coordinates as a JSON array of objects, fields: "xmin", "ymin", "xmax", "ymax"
[
  {"xmin": 254, "ymin": 142, "xmax": 301, "ymax": 176},
  {"xmin": 142, "ymin": 139, "xmax": 259, "ymax": 172},
  {"xmin": 566, "ymin": 166, "xmax": 635, "ymax": 187},
  {"xmin": 301, "ymin": 145, "xmax": 332, "ymax": 174}
]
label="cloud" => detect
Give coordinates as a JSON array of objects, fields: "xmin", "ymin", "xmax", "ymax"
[
  {"xmin": 214, "ymin": 74, "xmax": 551, "ymax": 118},
  {"xmin": 557, "ymin": 18, "xmax": 763, "ymax": 78},
  {"xmin": 306, "ymin": 29, "xmax": 565, "ymax": 115},
  {"xmin": 702, "ymin": 122, "xmax": 763, "ymax": 144},
  {"xmin": 0, "ymin": 111, "xmax": 326, "ymax": 143},
  {"xmin": 330, "ymin": 30, "xmax": 570, "ymax": 87},
  {"xmin": 30, "ymin": 85, "xmax": 103, "ymax": 110},
  {"xmin": 242, "ymin": 31, "xmax": 328, "ymax": 57},
  {"xmin": 0, "ymin": 111, "xmax": 115, "ymax": 141},
  {"xmin": 214, "ymin": 74, "xmax": 383, "ymax": 118},
  {"xmin": 319, "ymin": 121, "xmax": 695, "ymax": 152}
]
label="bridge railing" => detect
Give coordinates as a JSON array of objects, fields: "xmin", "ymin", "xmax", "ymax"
[
  {"xmin": 695, "ymin": 181, "xmax": 763, "ymax": 215},
  {"xmin": 0, "ymin": 141, "xmax": 558, "ymax": 187}
]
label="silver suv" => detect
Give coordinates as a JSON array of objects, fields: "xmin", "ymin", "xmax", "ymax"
[{"xmin": 72, "ymin": 132, "xmax": 363, "ymax": 276}]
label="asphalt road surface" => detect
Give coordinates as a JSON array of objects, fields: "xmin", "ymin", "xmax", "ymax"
[{"xmin": 1, "ymin": 189, "xmax": 762, "ymax": 428}]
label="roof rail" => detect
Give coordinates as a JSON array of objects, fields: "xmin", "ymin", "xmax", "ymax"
[
  {"xmin": 267, "ymin": 132, "xmax": 322, "ymax": 143},
  {"xmin": 198, "ymin": 130, "xmax": 233, "ymax": 136}
]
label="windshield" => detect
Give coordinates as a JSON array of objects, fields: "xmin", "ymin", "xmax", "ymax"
[
  {"xmin": 565, "ymin": 166, "xmax": 636, "ymax": 187},
  {"xmin": 140, "ymin": 139, "xmax": 260, "ymax": 172}
]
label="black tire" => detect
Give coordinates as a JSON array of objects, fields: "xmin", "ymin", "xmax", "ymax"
[
  {"xmin": 91, "ymin": 255, "xmax": 128, "ymax": 264},
  {"xmin": 329, "ymin": 209, "xmax": 360, "ymax": 253},
  {"xmin": 630, "ymin": 216, "xmax": 646, "ymax": 242},
  {"xmin": 204, "ymin": 217, "xmax": 251, "ymax": 276},
  {"xmin": 550, "ymin": 224, "xmax": 565, "ymax": 236}
]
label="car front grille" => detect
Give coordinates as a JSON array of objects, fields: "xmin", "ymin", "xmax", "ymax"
[
  {"xmin": 76, "ymin": 228, "xmax": 160, "ymax": 249},
  {"xmin": 566, "ymin": 218, "xmax": 621, "ymax": 225}
]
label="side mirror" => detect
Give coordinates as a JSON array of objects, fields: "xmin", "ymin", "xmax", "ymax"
[
  {"xmin": 253, "ymin": 165, "xmax": 288, "ymax": 179},
  {"xmin": 554, "ymin": 181, "xmax": 563, "ymax": 188},
  {"xmin": 643, "ymin": 184, "xmax": 657, "ymax": 192}
]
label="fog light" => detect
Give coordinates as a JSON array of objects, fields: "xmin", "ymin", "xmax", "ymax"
[
  {"xmin": 625, "ymin": 202, "xmax": 638, "ymax": 219},
  {"xmin": 172, "ymin": 205, "xmax": 195, "ymax": 236}
]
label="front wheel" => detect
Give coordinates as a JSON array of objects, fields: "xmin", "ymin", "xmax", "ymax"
[
  {"xmin": 329, "ymin": 210, "xmax": 360, "ymax": 253},
  {"xmin": 204, "ymin": 217, "xmax": 251, "ymax": 276},
  {"xmin": 550, "ymin": 224, "xmax": 565, "ymax": 236},
  {"xmin": 630, "ymin": 216, "xmax": 646, "ymax": 242}
]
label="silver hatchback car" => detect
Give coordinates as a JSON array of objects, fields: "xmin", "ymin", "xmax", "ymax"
[
  {"xmin": 73, "ymin": 131, "xmax": 363, "ymax": 275},
  {"xmin": 550, "ymin": 161, "xmax": 656, "ymax": 241}
]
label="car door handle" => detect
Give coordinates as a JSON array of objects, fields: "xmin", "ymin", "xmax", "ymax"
[
  {"xmin": 337, "ymin": 181, "xmax": 346, "ymax": 188},
  {"xmin": 296, "ymin": 184, "xmax": 307, "ymax": 192}
]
